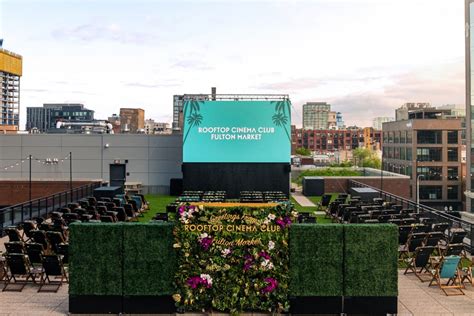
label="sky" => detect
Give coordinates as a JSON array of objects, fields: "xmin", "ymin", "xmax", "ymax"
[{"xmin": 0, "ymin": 0, "xmax": 466, "ymax": 128}]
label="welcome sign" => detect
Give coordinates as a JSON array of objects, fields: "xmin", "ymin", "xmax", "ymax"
[
  {"xmin": 173, "ymin": 204, "xmax": 297, "ymax": 313},
  {"xmin": 182, "ymin": 100, "xmax": 291, "ymax": 163}
]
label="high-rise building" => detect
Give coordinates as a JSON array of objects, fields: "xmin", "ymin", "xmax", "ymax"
[
  {"xmin": 0, "ymin": 47, "xmax": 22, "ymax": 132},
  {"xmin": 336, "ymin": 112, "xmax": 344, "ymax": 129},
  {"xmin": 382, "ymin": 109, "xmax": 463, "ymax": 211},
  {"xmin": 373, "ymin": 117, "xmax": 394, "ymax": 130},
  {"xmin": 120, "ymin": 108, "xmax": 145, "ymax": 133},
  {"xmin": 395, "ymin": 102, "xmax": 432, "ymax": 121},
  {"xmin": 26, "ymin": 103, "xmax": 94, "ymax": 132},
  {"xmin": 302, "ymin": 102, "xmax": 333, "ymax": 130}
]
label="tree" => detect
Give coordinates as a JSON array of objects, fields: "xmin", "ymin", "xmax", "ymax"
[
  {"xmin": 352, "ymin": 148, "xmax": 381, "ymax": 169},
  {"xmin": 295, "ymin": 147, "xmax": 311, "ymax": 156}
]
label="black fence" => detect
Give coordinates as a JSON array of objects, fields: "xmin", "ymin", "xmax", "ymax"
[
  {"xmin": 349, "ymin": 180, "xmax": 473, "ymax": 254},
  {"xmin": 0, "ymin": 182, "xmax": 102, "ymax": 236}
]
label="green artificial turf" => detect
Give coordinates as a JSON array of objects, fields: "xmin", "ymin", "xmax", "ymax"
[
  {"xmin": 290, "ymin": 196, "xmax": 332, "ymax": 224},
  {"xmin": 138, "ymin": 194, "xmax": 177, "ymax": 222},
  {"xmin": 307, "ymin": 193, "xmax": 338, "ymax": 205}
]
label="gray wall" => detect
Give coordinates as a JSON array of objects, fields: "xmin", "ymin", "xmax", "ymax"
[{"xmin": 0, "ymin": 134, "xmax": 183, "ymax": 194}]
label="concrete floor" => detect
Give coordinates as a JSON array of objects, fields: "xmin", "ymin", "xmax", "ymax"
[{"xmin": 0, "ymin": 271, "xmax": 472, "ymax": 315}]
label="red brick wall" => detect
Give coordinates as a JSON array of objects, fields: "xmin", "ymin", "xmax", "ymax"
[
  {"xmin": 0, "ymin": 181, "xmax": 95, "ymax": 206},
  {"xmin": 323, "ymin": 177, "xmax": 410, "ymax": 199}
]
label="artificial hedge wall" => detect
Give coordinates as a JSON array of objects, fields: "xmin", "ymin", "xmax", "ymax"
[
  {"xmin": 69, "ymin": 223, "xmax": 123, "ymax": 296},
  {"xmin": 343, "ymin": 224, "xmax": 398, "ymax": 297},
  {"xmin": 123, "ymin": 222, "xmax": 175, "ymax": 296},
  {"xmin": 289, "ymin": 224, "xmax": 343, "ymax": 296}
]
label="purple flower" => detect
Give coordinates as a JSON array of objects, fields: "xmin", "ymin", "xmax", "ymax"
[
  {"xmin": 243, "ymin": 261, "xmax": 253, "ymax": 271},
  {"xmin": 186, "ymin": 276, "xmax": 202, "ymax": 289},
  {"xmin": 284, "ymin": 216, "xmax": 292, "ymax": 226},
  {"xmin": 275, "ymin": 218, "xmax": 285, "ymax": 228},
  {"xmin": 259, "ymin": 251, "xmax": 271, "ymax": 260},
  {"xmin": 200, "ymin": 237, "xmax": 213, "ymax": 250},
  {"xmin": 261, "ymin": 277, "xmax": 278, "ymax": 294},
  {"xmin": 178, "ymin": 206, "xmax": 186, "ymax": 216}
]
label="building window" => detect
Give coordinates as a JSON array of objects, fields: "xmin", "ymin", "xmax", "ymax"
[
  {"xmin": 383, "ymin": 132, "xmax": 387, "ymax": 143},
  {"xmin": 447, "ymin": 131, "xmax": 458, "ymax": 144},
  {"xmin": 447, "ymin": 148, "xmax": 458, "ymax": 162},
  {"xmin": 447, "ymin": 185, "xmax": 458, "ymax": 200},
  {"xmin": 416, "ymin": 166, "xmax": 442, "ymax": 181},
  {"xmin": 388, "ymin": 132, "xmax": 393, "ymax": 143},
  {"xmin": 406, "ymin": 148, "xmax": 412, "ymax": 160},
  {"xmin": 417, "ymin": 130, "xmax": 442, "ymax": 144},
  {"xmin": 447, "ymin": 167, "xmax": 459, "ymax": 180},
  {"xmin": 419, "ymin": 186, "xmax": 442, "ymax": 200},
  {"xmin": 400, "ymin": 147, "xmax": 406, "ymax": 160},
  {"xmin": 394, "ymin": 132, "xmax": 400, "ymax": 143},
  {"xmin": 394, "ymin": 147, "xmax": 400, "ymax": 159},
  {"xmin": 400, "ymin": 132, "xmax": 406, "ymax": 144},
  {"xmin": 417, "ymin": 148, "xmax": 442, "ymax": 162},
  {"xmin": 406, "ymin": 131, "xmax": 412, "ymax": 143}
]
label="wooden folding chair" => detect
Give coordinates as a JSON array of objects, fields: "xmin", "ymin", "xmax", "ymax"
[
  {"xmin": 3, "ymin": 253, "xmax": 43, "ymax": 292},
  {"xmin": 404, "ymin": 246, "xmax": 435, "ymax": 282},
  {"xmin": 428, "ymin": 255, "xmax": 464, "ymax": 296},
  {"xmin": 38, "ymin": 255, "xmax": 68, "ymax": 292}
]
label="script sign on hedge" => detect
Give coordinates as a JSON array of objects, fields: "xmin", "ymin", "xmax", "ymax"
[{"xmin": 183, "ymin": 100, "xmax": 291, "ymax": 163}]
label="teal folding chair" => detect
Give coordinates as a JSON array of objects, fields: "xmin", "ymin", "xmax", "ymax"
[{"xmin": 428, "ymin": 255, "xmax": 464, "ymax": 296}]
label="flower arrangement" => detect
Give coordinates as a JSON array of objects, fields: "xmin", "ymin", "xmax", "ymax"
[{"xmin": 173, "ymin": 203, "xmax": 297, "ymax": 314}]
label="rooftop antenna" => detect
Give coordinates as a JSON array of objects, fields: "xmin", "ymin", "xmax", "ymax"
[{"xmin": 0, "ymin": 39, "xmax": 3, "ymax": 48}]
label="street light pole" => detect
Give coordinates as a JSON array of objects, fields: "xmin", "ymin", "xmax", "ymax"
[
  {"xmin": 380, "ymin": 152, "xmax": 384, "ymax": 197},
  {"xmin": 69, "ymin": 152, "xmax": 72, "ymax": 200},
  {"xmin": 29, "ymin": 154, "xmax": 32, "ymax": 201}
]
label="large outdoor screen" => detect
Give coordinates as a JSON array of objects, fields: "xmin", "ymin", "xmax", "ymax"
[{"xmin": 183, "ymin": 100, "xmax": 291, "ymax": 163}]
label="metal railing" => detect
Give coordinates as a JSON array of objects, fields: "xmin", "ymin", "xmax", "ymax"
[
  {"xmin": 349, "ymin": 179, "xmax": 473, "ymax": 254},
  {"xmin": 0, "ymin": 182, "xmax": 102, "ymax": 235}
]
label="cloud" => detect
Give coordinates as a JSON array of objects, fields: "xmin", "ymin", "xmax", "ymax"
[
  {"xmin": 171, "ymin": 60, "xmax": 214, "ymax": 71},
  {"xmin": 125, "ymin": 82, "xmax": 181, "ymax": 88},
  {"xmin": 23, "ymin": 88, "xmax": 49, "ymax": 93},
  {"xmin": 51, "ymin": 23, "xmax": 156, "ymax": 45},
  {"xmin": 255, "ymin": 75, "xmax": 385, "ymax": 91},
  {"xmin": 290, "ymin": 59, "xmax": 464, "ymax": 128}
]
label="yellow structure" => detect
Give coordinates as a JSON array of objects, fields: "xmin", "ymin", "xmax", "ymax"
[{"xmin": 0, "ymin": 48, "xmax": 22, "ymax": 132}]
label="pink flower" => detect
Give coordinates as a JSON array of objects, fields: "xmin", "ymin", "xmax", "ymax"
[
  {"xmin": 199, "ymin": 237, "xmax": 213, "ymax": 250},
  {"xmin": 261, "ymin": 277, "xmax": 278, "ymax": 294},
  {"xmin": 259, "ymin": 251, "xmax": 271, "ymax": 260}
]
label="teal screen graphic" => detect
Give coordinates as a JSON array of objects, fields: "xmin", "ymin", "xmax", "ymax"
[{"xmin": 183, "ymin": 100, "xmax": 291, "ymax": 163}]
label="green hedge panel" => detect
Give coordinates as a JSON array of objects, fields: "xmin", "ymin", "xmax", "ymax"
[
  {"xmin": 69, "ymin": 223, "xmax": 123, "ymax": 296},
  {"xmin": 343, "ymin": 224, "xmax": 398, "ymax": 297},
  {"xmin": 289, "ymin": 224, "xmax": 344, "ymax": 296},
  {"xmin": 123, "ymin": 222, "xmax": 176, "ymax": 296}
]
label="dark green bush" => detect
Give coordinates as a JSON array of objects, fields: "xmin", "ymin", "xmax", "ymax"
[
  {"xmin": 123, "ymin": 222, "xmax": 176, "ymax": 296},
  {"xmin": 289, "ymin": 224, "xmax": 344, "ymax": 296},
  {"xmin": 69, "ymin": 223, "xmax": 123, "ymax": 296},
  {"xmin": 343, "ymin": 224, "xmax": 398, "ymax": 296}
]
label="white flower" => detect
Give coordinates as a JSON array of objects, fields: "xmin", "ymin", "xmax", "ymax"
[
  {"xmin": 198, "ymin": 204, "xmax": 204, "ymax": 211},
  {"xmin": 261, "ymin": 259, "xmax": 269, "ymax": 267},
  {"xmin": 263, "ymin": 219, "xmax": 270, "ymax": 225},
  {"xmin": 199, "ymin": 233, "xmax": 208, "ymax": 240},
  {"xmin": 268, "ymin": 240, "xmax": 275, "ymax": 250},
  {"xmin": 268, "ymin": 214, "xmax": 276, "ymax": 220},
  {"xmin": 267, "ymin": 262, "xmax": 274, "ymax": 270},
  {"xmin": 221, "ymin": 248, "xmax": 231, "ymax": 257},
  {"xmin": 291, "ymin": 211, "xmax": 299, "ymax": 218},
  {"xmin": 200, "ymin": 274, "xmax": 213, "ymax": 285}
]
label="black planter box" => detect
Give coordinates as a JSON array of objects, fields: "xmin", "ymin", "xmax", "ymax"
[
  {"xmin": 343, "ymin": 296, "xmax": 397, "ymax": 315},
  {"xmin": 289, "ymin": 296, "xmax": 343, "ymax": 314},
  {"xmin": 69, "ymin": 295, "xmax": 122, "ymax": 314},
  {"xmin": 123, "ymin": 295, "xmax": 176, "ymax": 314}
]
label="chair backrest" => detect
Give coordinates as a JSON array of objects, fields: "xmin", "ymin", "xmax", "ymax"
[
  {"xmin": 6, "ymin": 254, "xmax": 29, "ymax": 275},
  {"xmin": 450, "ymin": 230, "xmax": 467, "ymax": 244},
  {"xmin": 131, "ymin": 196, "xmax": 143, "ymax": 210},
  {"xmin": 414, "ymin": 246, "xmax": 435, "ymax": 267},
  {"xmin": 26, "ymin": 243, "xmax": 44, "ymax": 264},
  {"xmin": 4, "ymin": 241, "xmax": 25, "ymax": 254},
  {"xmin": 424, "ymin": 232, "xmax": 443, "ymax": 247},
  {"xmin": 440, "ymin": 256, "xmax": 461, "ymax": 279},
  {"xmin": 32, "ymin": 230, "xmax": 49, "ymax": 248},
  {"xmin": 444, "ymin": 243, "xmax": 464, "ymax": 256},
  {"xmin": 112, "ymin": 198, "xmax": 122, "ymax": 207},
  {"xmin": 100, "ymin": 215, "xmax": 114, "ymax": 222},
  {"xmin": 412, "ymin": 225, "xmax": 430, "ymax": 234},
  {"xmin": 408, "ymin": 233, "xmax": 426, "ymax": 252},
  {"xmin": 5, "ymin": 227, "xmax": 22, "ymax": 242},
  {"xmin": 321, "ymin": 194, "xmax": 332, "ymax": 207},
  {"xmin": 114, "ymin": 207, "xmax": 127, "ymax": 221},
  {"xmin": 22, "ymin": 221, "xmax": 37, "ymax": 237},
  {"xmin": 398, "ymin": 225, "xmax": 412, "ymax": 245},
  {"xmin": 42, "ymin": 255, "xmax": 63, "ymax": 276},
  {"xmin": 56, "ymin": 243, "xmax": 69, "ymax": 264}
]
